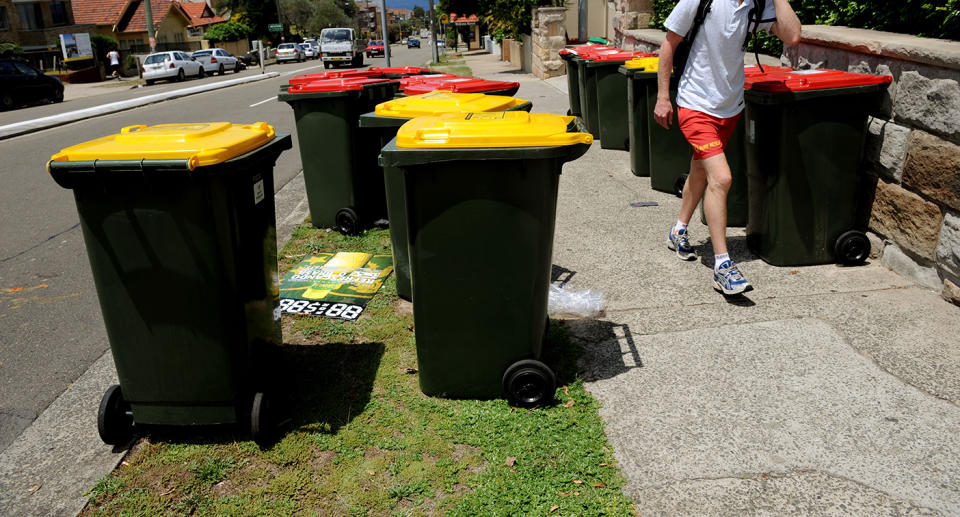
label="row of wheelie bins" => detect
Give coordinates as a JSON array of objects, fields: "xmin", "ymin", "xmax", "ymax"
[
  {"xmin": 47, "ymin": 68, "xmax": 589, "ymax": 445},
  {"xmin": 569, "ymin": 47, "xmax": 890, "ymax": 267}
]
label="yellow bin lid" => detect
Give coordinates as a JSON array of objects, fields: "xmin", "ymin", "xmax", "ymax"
[
  {"xmin": 375, "ymin": 91, "xmax": 529, "ymax": 118},
  {"xmin": 48, "ymin": 122, "xmax": 276, "ymax": 170},
  {"xmin": 396, "ymin": 112, "xmax": 593, "ymax": 149},
  {"xmin": 623, "ymin": 56, "xmax": 661, "ymax": 71}
]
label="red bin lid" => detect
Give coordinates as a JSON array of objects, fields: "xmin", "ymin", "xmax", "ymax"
[
  {"xmin": 287, "ymin": 77, "xmax": 395, "ymax": 93},
  {"xmin": 592, "ymin": 51, "xmax": 655, "ymax": 62},
  {"xmin": 288, "ymin": 69, "xmax": 383, "ymax": 86},
  {"xmin": 746, "ymin": 68, "xmax": 892, "ymax": 92},
  {"xmin": 368, "ymin": 66, "xmax": 431, "ymax": 76},
  {"xmin": 402, "ymin": 77, "xmax": 519, "ymax": 95},
  {"xmin": 400, "ymin": 73, "xmax": 458, "ymax": 87},
  {"xmin": 560, "ymin": 44, "xmax": 611, "ymax": 56}
]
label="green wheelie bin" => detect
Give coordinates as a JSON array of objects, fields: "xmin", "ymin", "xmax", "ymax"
[
  {"xmin": 379, "ymin": 112, "xmax": 592, "ymax": 407},
  {"xmin": 744, "ymin": 68, "xmax": 892, "ymax": 266},
  {"xmin": 559, "ymin": 45, "xmax": 609, "ymax": 117},
  {"xmin": 589, "ymin": 50, "xmax": 651, "ymax": 150},
  {"xmin": 359, "ymin": 91, "xmax": 533, "ymax": 302},
  {"xmin": 619, "ymin": 56, "xmax": 661, "ymax": 177},
  {"xmin": 47, "ymin": 122, "xmax": 292, "ymax": 445},
  {"xmin": 278, "ymin": 77, "xmax": 397, "ymax": 234},
  {"xmin": 577, "ymin": 48, "xmax": 624, "ymax": 138}
]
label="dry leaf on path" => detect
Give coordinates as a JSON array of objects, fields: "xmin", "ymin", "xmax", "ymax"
[
  {"xmin": 592, "ymin": 482, "xmax": 607, "ymax": 488},
  {"xmin": 563, "ymin": 399, "xmax": 575, "ymax": 408},
  {"xmin": 572, "ymin": 479, "xmax": 583, "ymax": 485},
  {"xmin": 562, "ymin": 385, "xmax": 569, "ymax": 396},
  {"xmin": 550, "ymin": 505, "xmax": 560, "ymax": 513},
  {"xmin": 505, "ymin": 457, "xmax": 516, "ymax": 467}
]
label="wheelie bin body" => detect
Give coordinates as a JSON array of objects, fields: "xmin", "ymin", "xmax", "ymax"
[
  {"xmin": 278, "ymin": 77, "xmax": 397, "ymax": 233},
  {"xmin": 588, "ymin": 50, "xmax": 653, "ymax": 150},
  {"xmin": 379, "ymin": 112, "xmax": 592, "ymax": 406},
  {"xmin": 577, "ymin": 48, "xmax": 625, "ymax": 137},
  {"xmin": 402, "ymin": 76, "xmax": 521, "ymax": 97},
  {"xmin": 619, "ymin": 57, "xmax": 661, "ymax": 177},
  {"xmin": 743, "ymin": 69, "xmax": 892, "ymax": 266},
  {"xmin": 359, "ymin": 92, "xmax": 533, "ymax": 302},
  {"xmin": 560, "ymin": 45, "xmax": 610, "ymax": 117},
  {"xmin": 47, "ymin": 122, "xmax": 291, "ymax": 443}
]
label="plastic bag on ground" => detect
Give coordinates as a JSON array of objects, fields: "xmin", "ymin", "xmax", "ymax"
[{"xmin": 548, "ymin": 283, "xmax": 606, "ymax": 318}]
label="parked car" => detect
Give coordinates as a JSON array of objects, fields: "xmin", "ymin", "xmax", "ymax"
[
  {"xmin": 191, "ymin": 48, "xmax": 241, "ymax": 75},
  {"xmin": 366, "ymin": 40, "xmax": 385, "ymax": 58},
  {"xmin": 301, "ymin": 41, "xmax": 318, "ymax": 59},
  {"xmin": 276, "ymin": 43, "xmax": 305, "ymax": 63},
  {"xmin": 141, "ymin": 51, "xmax": 203, "ymax": 85},
  {"xmin": 0, "ymin": 58, "xmax": 63, "ymax": 110},
  {"xmin": 407, "ymin": 37, "xmax": 420, "ymax": 49}
]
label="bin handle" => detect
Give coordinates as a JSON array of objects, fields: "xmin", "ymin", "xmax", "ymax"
[{"xmin": 121, "ymin": 125, "xmax": 147, "ymax": 134}]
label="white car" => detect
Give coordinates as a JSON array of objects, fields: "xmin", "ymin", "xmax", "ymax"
[
  {"xmin": 191, "ymin": 48, "xmax": 241, "ymax": 75},
  {"xmin": 276, "ymin": 43, "xmax": 305, "ymax": 63},
  {"xmin": 141, "ymin": 51, "xmax": 203, "ymax": 85},
  {"xmin": 301, "ymin": 41, "xmax": 318, "ymax": 59}
]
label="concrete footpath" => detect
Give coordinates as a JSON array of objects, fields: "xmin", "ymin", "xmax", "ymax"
[{"xmin": 1, "ymin": 50, "xmax": 958, "ymax": 516}]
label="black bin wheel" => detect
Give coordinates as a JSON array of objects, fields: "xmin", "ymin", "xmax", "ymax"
[
  {"xmin": 250, "ymin": 392, "xmax": 273, "ymax": 444},
  {"xmin": 834, "ymin": 230, "xmax": 870, "ymax": 266},
  {"xmin": 503, "ymin": 359, "xmax": 556, "ymax": 408},
  {"xmin": 674, "ymin": 174, "xmax": 688, "ymax": 198},
  {"xmin": 335, "ymin": 207, "xmax": 360, "ymax": 235},
  {"xmin": 98, "ymin": 384, "xmax": 133, "ymax": 445}
]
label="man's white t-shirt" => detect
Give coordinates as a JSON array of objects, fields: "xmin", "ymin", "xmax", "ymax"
[
  {"xmin": 108, "ymin": 51, "xmax": 120, "ymax": 66},
  {"xmin": 665, "ymin": 0, "xmax": 776, "ymax": 119}
]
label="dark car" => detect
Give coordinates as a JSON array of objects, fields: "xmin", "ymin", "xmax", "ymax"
[
  {"xmin": 0, "ymin": 58, "xmax": 64, "ymax": 110},
  {"xmin": 407, "ymin": 37, "xmax": 420, "ymax": 49},
  {"xmin": 366, "ymin": 40, "xmax": 385, "ymax": 58}
]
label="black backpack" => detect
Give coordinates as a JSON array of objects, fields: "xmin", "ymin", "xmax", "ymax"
[{"xmin": 672, "ymin": 0, "xmax": 768, "ymax": 80}]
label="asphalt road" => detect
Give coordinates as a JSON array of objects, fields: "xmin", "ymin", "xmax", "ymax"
[{"xmin": 0, "ymin": 43, "xmax": 432, "ymax": 451}]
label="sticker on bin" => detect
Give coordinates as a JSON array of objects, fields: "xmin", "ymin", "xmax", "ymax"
[
  {"xmin": 47, "ymin": 122, "xmax": 276, "ymax": 170},
  {"xmin": 279, "ymin": 252, "xmax": 393, "ymax": 321},
  {"xmin": 395, "ymin": 112, "xmax": 593, "ymax": 148}
]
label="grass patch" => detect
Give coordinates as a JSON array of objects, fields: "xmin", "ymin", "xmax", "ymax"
[
  {"xmin": 428, "ymin": 52, "xmax": 472, "ymax": 77},
  {"xmin": 81, "ymin": 224, "xmax": 635, "ymax": 516}
]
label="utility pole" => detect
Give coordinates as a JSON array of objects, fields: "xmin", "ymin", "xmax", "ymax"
[
  {"xmin": 144, "ymin": 0, "xmax": 156, "ymax": 52},
  {"xmin": 428, "ymin": 0, "xmax": 437, "ymax": 64},
  {"xmin": 380, "ymin": 0, "xmax": 390, "ymax": 67},
  {"xmin": 275, "ymin": 0, "xmax": 284, "ymax": 42}
]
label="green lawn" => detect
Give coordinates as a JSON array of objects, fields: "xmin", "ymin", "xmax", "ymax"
[
  {"xmin": 82, "ymin": 224, "xmax": 635, "ymax": 516},
  {"xmin": 427, "ymin": 53, "xmax": 472, "ymax": 77}
]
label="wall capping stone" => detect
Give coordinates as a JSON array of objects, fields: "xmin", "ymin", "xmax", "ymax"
[{"xmin": 797, "ymin": 26, "xmax": 960, "ymax": 72}]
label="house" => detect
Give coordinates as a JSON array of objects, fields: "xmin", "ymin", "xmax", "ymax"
[
  {"xmin": 180, "ymin": 1, "xmax": 226, "ymax": 44},
  {"xmin": 0, "ymin": 0, "xmax": 97, "ymax": 69},
  {"xmin": 72, "ymin": 0, "xmax": 222, "ymax": 54}
]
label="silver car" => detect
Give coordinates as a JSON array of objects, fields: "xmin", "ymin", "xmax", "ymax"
[
  {"xmin": 191, "ymin": 48, "xmax": 241, "ymax": 75},
  {"xmin": 276, "ymin": 43, "xmax": 305, "ymax": 63},
  {"xmin": 141, "ymin": 51, "xmax": 203, "ymax": 85}
]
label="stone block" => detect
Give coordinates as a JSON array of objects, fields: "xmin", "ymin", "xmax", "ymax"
[
  {"xmin": 943, "ymin": 278, "xmax": 960, "ymax": 306},
  {"xmin": 881, "ymin": 243, "xmax": 944, "ymax": 291},
  {"xmin": 620, "ymin": 0, "xmax": 652, "ymax": 11},
  {"xmin": 894, "ymin": 71, "xmax": 960, "ymax": 142},
  {"xmin": 902, "ymin": 131, "xmax": 960, "ymax": 211},
  {"xmin": 867, "ymin": 232, "xmax": 885, "ymax": 260},
  {"xmin": 869, "ymin": 180, "xmax": 944, "ymax": 260},
  {"xmin": 865, "ymin": 117, "xmax": 910, "ymax": 182},
  {"xmin": 936, "ymin": 211, "xmax": 960, "ymax": 281},
  {"xmin": 547, "ymin": 36, "xmax": 566, "ymax": 50}
]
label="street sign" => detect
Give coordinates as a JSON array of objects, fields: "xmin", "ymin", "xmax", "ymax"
[{"xmin": 268, "ymin": 23, "xmax": 283, "ymax": 33}]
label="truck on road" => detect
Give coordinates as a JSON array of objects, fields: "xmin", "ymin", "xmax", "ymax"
[{"xmin": 320, "ymin": 27, "xmax": 366, "ymax": 68}]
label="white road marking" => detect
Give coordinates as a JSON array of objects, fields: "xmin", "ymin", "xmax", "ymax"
[
  {"xmin": 249, "ymin": 96, "xmax": 277, "ymax": 107},
  {"xmin": 279, "ymin": 64, "xmax": 326, "ymax": 76}
]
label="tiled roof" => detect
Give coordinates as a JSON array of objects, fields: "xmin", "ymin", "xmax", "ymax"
[
  {"xmin": 72, "ymin": 0, "xmax": 129, "ymax": 25},
  {"xmin": 121, "ymin": 0, "xmax": 190, "ymax": 33},
  {"xmin": 181, "ymin": 2, "xmax": 227, "ymax": 27}
]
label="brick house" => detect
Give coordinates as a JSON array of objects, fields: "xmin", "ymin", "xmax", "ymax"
[{"xmin": 0, "ymin": 0, "xmax": 97, "ymax": 69}]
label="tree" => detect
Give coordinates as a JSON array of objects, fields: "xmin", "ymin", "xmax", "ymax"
[
  {"xmin": 334, "ymin": 0, "xmax": 357, "ymax": 19},
  {"xmin": 214, "ymin": 0, "xmax": 276, "ymax": 39},
  {"xmin": 204, "ymin": 21, "xmax": 253, "ymax": 42},
  {"xmin": 412, "ymin": 5, "xmax": 426, "ymax": 24},
  {"xmin": 280, "ymin": 0, "xmax": 316, "ymax": 34},
  {"xmin": 309, "ymin": 0, "xmax": 352, "ymax": 32}
]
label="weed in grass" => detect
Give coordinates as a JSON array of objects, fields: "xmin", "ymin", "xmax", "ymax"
[
  {"xmin": 86, "ymin": 476, "xmax": 124, "ymax": 504},
  {"xmin": 388, "ymin": 479, "xmax": 431, "ymax": 501},
  {"xmin": 187, "ymin": 457, "xmax": 235, "ymax": 485}
]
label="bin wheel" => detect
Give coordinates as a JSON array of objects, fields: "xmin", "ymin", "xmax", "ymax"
[
  {"xmin": 323, "ymin": 61, "xmax": 331, "ymax": 69},
  {"xmin": 503, "ymin": 359, "xmax": 556, "ymax": 408},
  {"xmin": 674, "ymin": 174, "xmax": 688, "ymax": 197},
  {"xmin": 335, "ymin": 207, "xmax": 360, "ymax": 235},
  {"xmin": 250, "ymin": 392, "xmax": 273, "ymax": 444},
  {"xmin": 97, "ymin": 384, "xmax": 133, "ymax": 445},
  {"xmin": 834, "ymin": 230, "xmax": 870, "ymax": 266}
]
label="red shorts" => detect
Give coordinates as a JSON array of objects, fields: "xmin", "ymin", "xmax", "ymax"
[{"xmin": 678, "ymin": 107, "xmax": 741, "ymax": 160}]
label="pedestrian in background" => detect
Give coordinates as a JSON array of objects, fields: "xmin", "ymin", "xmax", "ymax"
[
  {"xmin": 106, "ymin": 48, "xmax": 121, "ymax": 79},
  {"xmin": 655, "ymin": 0, "xmax": 801, "ymax": 295}
]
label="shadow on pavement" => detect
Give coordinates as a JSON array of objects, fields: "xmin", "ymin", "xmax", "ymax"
[{"xmin": 553, "ymin": 319, "xmax": 643, "ymax": 384}]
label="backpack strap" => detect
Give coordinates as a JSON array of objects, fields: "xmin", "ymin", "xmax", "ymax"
[
  {"xmin": 676, "ymin": 0, "xmax": 714, "ymax": 80},
  {"xmin": 743, "ymin": 0, "xmax": 768, "ymax": 72}
]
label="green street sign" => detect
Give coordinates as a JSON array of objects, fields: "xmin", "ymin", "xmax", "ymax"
[{"xmin": 268, "ymin": 23, "xmax": 283, "ymax": 32}]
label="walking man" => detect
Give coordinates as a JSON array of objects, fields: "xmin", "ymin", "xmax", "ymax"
[
  {"xmin": 655, "ymin": 0, "xmax": 800, "ymax": 294},
  {"xmin": 106, "ymin": 48, "xmax": 121, "ymax": 79}
]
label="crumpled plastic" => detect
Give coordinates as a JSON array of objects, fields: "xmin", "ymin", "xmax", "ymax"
[{"xmin": 547, "ymin": 283, "xmax": 606, "ymax": 318}]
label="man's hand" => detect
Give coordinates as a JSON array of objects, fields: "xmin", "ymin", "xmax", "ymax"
[{"xmin": 654, "ymin": 98, "xmax": 674, "ymax": 129}]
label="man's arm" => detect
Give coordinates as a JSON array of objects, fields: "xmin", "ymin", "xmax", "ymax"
[
  {"xmin": 769, "ymin": 0, "xmax": 801, "ymax": 47},
  {"xmin": 654, "ymin": 30, "xmax": 684, "ymax": 130}
]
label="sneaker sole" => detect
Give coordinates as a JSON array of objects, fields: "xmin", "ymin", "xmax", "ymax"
[
  {"xmin": 713, "ymin": 280, "xmax": 753, "ymax": 295},
  {"xmin": 667, "ymin": 241, "xmax": 698, "ymax": 261}
]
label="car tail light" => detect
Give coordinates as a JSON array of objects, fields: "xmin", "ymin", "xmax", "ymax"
[
  {"xmin": 211, "ymin": 57, "xmax": 217, "ymax": 63},
  {"xmin": 141, "ymin": 66, "xmax": 145, "ymax": 73},
  {"xmin": 293, "ymin": 49, "xmax": 298, "ymax": 53},
  {"xmin": 169, "ymin": 62, "xmax": 175, "ymax": 69}
]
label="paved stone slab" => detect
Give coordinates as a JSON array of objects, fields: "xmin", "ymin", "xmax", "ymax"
[{"xmin": 576, "ymin": 318, "xmax": 960, "ymax": 515}]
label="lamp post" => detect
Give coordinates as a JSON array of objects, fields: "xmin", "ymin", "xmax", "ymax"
[
  {"xmin": 428, "ymin": 0, "xmax": 437, "ymax": 63},
  {"xmin": 144, "ymin": 0, "xmax": 156, "ymax": 52},
  {"xmin": 380, "ymin": 0, "xmax": 390, "ymax": 67}
]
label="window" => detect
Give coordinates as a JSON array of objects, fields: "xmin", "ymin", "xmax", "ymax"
[
  {"xmin": 50, "ymin": 2, "xmax": 68, "ymax": 25},
  {"xmin": 16, "ymin": 3, "xmax": 45, "ymax": 30},
  {"xmin": 0, "ymin": 7, "xmax": 9, "ymax": 31},
  {"xmin": 13, "ymin": 61, "xmax": 38, "ymax": 77}
]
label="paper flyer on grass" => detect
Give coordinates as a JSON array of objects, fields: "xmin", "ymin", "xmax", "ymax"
[{"xmin": 279, "ymin": 252, "xmax": 393, "ymax": 321}]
